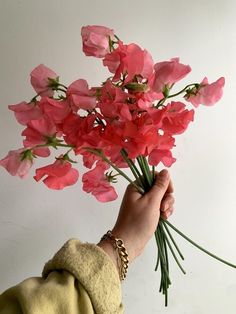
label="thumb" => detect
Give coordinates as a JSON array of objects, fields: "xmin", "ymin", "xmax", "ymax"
[{"xmin": 146, "ymin": 169, "xmax": 170, "ymax": 204}]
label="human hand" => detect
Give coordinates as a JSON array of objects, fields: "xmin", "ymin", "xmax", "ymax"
[{"xmin": 111, "ymin": 169, "xmax": 174, "ymax": 262}]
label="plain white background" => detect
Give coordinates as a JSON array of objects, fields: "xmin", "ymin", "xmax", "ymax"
[{"xmin": 0, "ymin": 0, "xmax": 236, "ymax": 313}]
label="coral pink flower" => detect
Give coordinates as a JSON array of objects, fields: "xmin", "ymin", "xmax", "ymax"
[
  {"xmin": 151, "ymin": 58, "xmax": 191, "ymax": 93},
  {"xmin": 185, "ymin": 77, "xmax": 225, "ymax": 107},
  {"xmin": 81, "ymin": 150, "xmax": 102, "ymax": 169},
  {"xmin": 148, "ymin": 134, "xmax": 176, "ymax": 167},
  {"xmin": 21, "ymin": 117, "xmax": 59, "ymax": 157},
  {"xmin": 82, "ymin": 161, "xmax": 118, "ymax": 202},
  {"xmin": 30, "ymin": 64, "xmax": 58, "ymax": 97},
  {"xmin": 103, "ymin": 42, "xmax": 154, "ymax": 83},
  {"xmin": 8, "ymin": 101, "xmax": 43, "ymax": 125},
  {"xmin": 149, "ymin": 149, "xmax": 176, "ymax": 167},
  {"xmin": 81, "ymin": 25, "xmax": 115, "ymax": 58},
  {"xmin": 136, "ymin": 90, "xmax": 163, "ymax": 109},
  {"xmin": 34, "ymin": 157, "xmax": 79, "ymax": 190},
  {"xmin": 62, "ymin": 113, "xmax": 102, "ymax": 152},
  {"xmin": 100, "ymin": 114, "xmax": 160, "ymax": 160},
  {"xmin": 39, "ymin": 97, "xmax": 71, "ymax": 123},
  {"xmin": 0, "ymin": 148, "xmax": 33, "ymax": 178},
  {"xmin": 161, "ymin": 101, "xmax": 194, "ymax": 135},
  {"xmin": 67, "ymin": 79, "xmax": 97, "ymax": 111}
]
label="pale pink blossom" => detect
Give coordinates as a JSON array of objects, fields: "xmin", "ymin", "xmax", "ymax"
[
  {"xmin": 34, "ymin": 158, "xmax": 79, "ymax": 190},
  {"xmin": 22, "ymin": 117, "xmax": 58, "ymax": 146},
  {"xmin": 8, "ymin": 101, "xmax": 43, "ymax": 125},
  {"xmin": 67, "ymin": 79, "xmax": 97, "ymax": 111},
  {"xmin": 0, "ymin": 148, "xmax": 33, "ymax": 178},
  {"xmin": 81, "ymin": 25, "xmax": 115, "ymax": 58},
  {"xmin": 151, "ymin": 58, "xmax": 191, "ymax": 93},
  {"xmin": 30, "ymin": 64, "xmax": 58, "ymax": 97},
  {"xmin": 39, "ymin": 97, "xmax": 71, "ymax": 123},
  {"xmin": 186, "ymin": 77, "xmax": 225, "ymax": 107}
]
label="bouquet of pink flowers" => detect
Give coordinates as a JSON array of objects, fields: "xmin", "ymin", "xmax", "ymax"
[{"xmin": 1, "ymin": 25, "xmax": 235, "ymax": 306}]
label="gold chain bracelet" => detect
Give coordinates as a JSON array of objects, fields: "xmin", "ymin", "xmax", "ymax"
[{"xmin": 100, "ymin": 230, "xmax": 129, "ymax": 281}]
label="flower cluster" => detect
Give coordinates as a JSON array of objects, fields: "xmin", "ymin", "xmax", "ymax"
[
  {"xmin": 0, "ymin": 25, "xmax": 224, "ymax": 202},
  {"xmin": 1, "ymin": 25, "xmax": 233, "ymax": 307}
]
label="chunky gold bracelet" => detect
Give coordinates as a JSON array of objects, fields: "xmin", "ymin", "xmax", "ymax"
[{"xmin": 100, "ymin": 230, "xmax": 129, "ymax": 281}]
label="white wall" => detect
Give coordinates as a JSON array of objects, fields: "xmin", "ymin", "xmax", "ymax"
[{"xmin": 0, "ymin": 0, "xmax": 236, "ymax": 313}]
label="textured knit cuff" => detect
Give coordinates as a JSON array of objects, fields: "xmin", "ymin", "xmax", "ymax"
[{"xmin": 42, "ymin": 238, "xmax": 123, "ymax": 314}]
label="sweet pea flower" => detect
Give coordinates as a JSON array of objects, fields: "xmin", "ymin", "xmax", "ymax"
[
  {"xmin": 151, "ymin": 58, "xmax": 191, "ymax": 93},
  {"xmin": 149, "ymin": 149, "xmax": 176, "ymax": 167},
  {"xmin": 62, "ymin": 113, "xmax": 103, "ymax": 153},
  {"xmin": 67, "ymin": 79, "xmax": 97, "ymax": 111},
  {"xmin": 30, "ymin": 64, "xmax": 59, "ymax": 97},
  {"xmin": 0, "ymin": 148, "xmax": 34, "ymax": 178},
  {"xmin": 148, "ymin": 133, "xmax": 176, "ymax": 167},
  {"xmin": 8, "ymin": 101, "xmax": 43, "ymax": 125},
  {"xmin": 34, "ymin": 157, "xmax": 79, "ymax": 190},
  {"xmin": 39, "ymin": 97, "xmax": 71, "ymax": 124},
  {"xmin": 81, "ymin": 25, "xmax": 115, "ymax": 58},
  {"xmin": 103, "ymin": 42, "xmax": 154, "ymax": 83},
  {"xmin": 185, "ymin": 77, "xmax": 225, "ymax": 107},
  {"xmin": 21, "ymin": 117, "xmax": 59, "ymax": 157},
  {"xmin": 82, "ymin": 161, "xmax": 118, "ymax": 202},
  {"xmin": 161, "ymin": 101, "xmax": 195, "ymax": 135}
]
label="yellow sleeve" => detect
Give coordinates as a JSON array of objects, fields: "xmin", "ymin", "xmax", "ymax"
[{"xmin": 0, "ymin": 238, "xmax": 124, "ymax": 314}]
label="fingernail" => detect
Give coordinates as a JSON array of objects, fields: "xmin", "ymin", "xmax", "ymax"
[{"xmin": 160, "ymin": 169, "xmax": 169, "ymax": 180}]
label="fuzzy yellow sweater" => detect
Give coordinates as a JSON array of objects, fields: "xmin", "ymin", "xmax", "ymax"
[{"xmin": 0, "ymin": 238, "xmax": 124, "ymax": 314}]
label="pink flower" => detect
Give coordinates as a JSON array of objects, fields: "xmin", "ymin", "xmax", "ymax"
[
  {"xmin": 30, "ymin": 64, "xmax": 58, "ymax": 97},
  {"xmin": 0, "ymin": 148, "xmax": 33, "ymax": 178},
  {"xmin": 161, "ymin": 101, "xmax": 194, "ymax": 135},
  {"xmin": 185, "ymin": 77, "xmax": 225, "ymax": 107},
  {"xmin": 103, "ymin": 42, "xmax": 154, "ymax": 83},
  {"xmin": 149, "ymin": 149, "xmax": 176, "ymax": 167},
  {"xmin": 81, "ymin": 150, "xmax": 102, "ymax": 169},
  {"xmin": 22, "ymin": 117, "xmax": 59, "ymax": 157},
  {"xmin": 62, "ymin": 113, "xmax": 102, "ymax": 152},
  {"xmin": 81, "ymin": 25, "xmax": 115, "ymax": 58},
  {"xmin": 67, "ymin": 79, "xmax": 97, "ymax": 111},
  {"xmin": 8, "ymin": 101, "xmax": 43, "ymax": 125},
  {"xmin": 34, "ymin": 157, "xmax": 79, "ymax": 190},
  {"xmin": 151, "ymin": 58, "xmax": 191, "ymax": 93},
  {"xmin": 148, "ymin": 134, "xmax": 176, "ymax": 167},
  {"xmin": 82, "ymin": 161, "xmax": 118, "ymax": 202},
  {"xmin": 39, "ymin": 97, "xmax": 71, "ymax": 123}
]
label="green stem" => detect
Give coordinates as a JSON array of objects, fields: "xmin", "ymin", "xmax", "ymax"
[
  {"xmin": 152, "ymin": 165, "xmax": 155, "ymax": 182},
  {"xmin": 156, "ymin": 83, "xmax": 199, "ymax": 107},
  {"xmin": 137, "ymin": 156, "xmax": 152, "ymax": 187},
  {"xmin": 154, "ymin": 231, "xmax": 160, "ymax": 271},
  {"xmin": 162, "ymin": 218, "xmax": 236, "ymax": 269},
  {"xmin": 142, "ymin": 156, "xmax": 153, "ymax": 183},
  {"xmin": 155, "ymin": 227, "xmax": 171, "ymax": 284},
  {"xmin": 34, "ymin": 143, "xmax": 74, "ymax": 149},
  {"xmin": 167, "ymin": 83, "xmax": 199, "ymax": 99},
  {"xmin": 160, "ymin": 223, "xmax": 186, "ymax": 274},
  {"xmin": 162, "ymin": 220, "xmax": 185, "ymax": 260},
  {"xmin": 120, "ymin": 149, "xmax": 145, "ymax": 189}
]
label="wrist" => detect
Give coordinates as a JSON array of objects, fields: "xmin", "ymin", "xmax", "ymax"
[
  {"xmin": 111, "ymin": 227, "xmax": 144, "ymax": 262},
  {"xmin": 97, "ymin": 240, "xmax": 121, "ymax": 278},
  {"xmin": 97, "ymin": 230, "xmax": 131, "ymax": 281}
]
